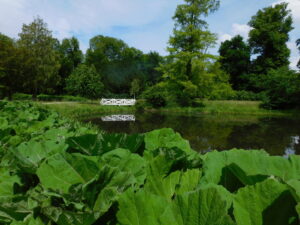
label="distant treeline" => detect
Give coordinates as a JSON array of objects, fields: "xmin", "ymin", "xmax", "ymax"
[{"xmin": 0, "ymin": 0, "xmax": 300, "ymax": 109}]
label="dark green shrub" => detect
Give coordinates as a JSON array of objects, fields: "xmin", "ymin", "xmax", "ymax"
[
  {"xmin": 66, "ymin": 65, "xmax": 104, "ymax": 99},
  {"xmin": 37, "ymin": 94, "xmax": 87, "ymax": 102},
  {"xmin": 135, "ymin": 99, "xmax": 149, "ymax": 112},
  {"xmin": 12, "ymin": 93, "xmax": 32, "ymax": 100},
  {"xmin": 192, "ymin": 98, "xmax": 205, "ymax": 107},
  {"xmin": 61, "ymin": 95, "xmax": 87, "ymax": 102},
  {"xmin": 37, "ymin": 94, "xmax": 63, "ymax": 101},
  {"xmin": 261, "ymin": 67, "xmax": 300, "ymax": 109},
  {"xmin": 229, "ymin": 90, "xmax": 264, "ymax": 101}
]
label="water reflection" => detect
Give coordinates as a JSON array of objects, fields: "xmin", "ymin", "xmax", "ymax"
[
  {"xmin": 101, "ymin": 115, "xmax": 135, "ymax": 121},
  {"xmin": 86, "ymin": 112, "xmax": 300, "ymax": 156}
]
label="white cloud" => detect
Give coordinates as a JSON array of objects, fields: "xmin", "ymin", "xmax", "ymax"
[
  {"xmin": 232, "ymin": 23, "xmax": 252, "ymax": 39},
  {"xmin": 218, "ymin": 23, "xmax": 251, "ymax": 44},
  {"xmin": 0, "ymin": 0, "xmax": 181, "ymax": 53},
  {"xmin": 273, "ymin": 0, "xmax": 300, "ymax": 23},
  {"xmin": 287, "ymin": 41, "xmax": 300, "ymax": 69},
  {"xmin": 219, "ymin": 34, "xmax": 233, "ymax": 43}
]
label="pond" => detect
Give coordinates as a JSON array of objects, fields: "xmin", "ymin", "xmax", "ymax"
[{"xmin": 85, "ymin": 112, "xmax": 300, "ymax": 156}]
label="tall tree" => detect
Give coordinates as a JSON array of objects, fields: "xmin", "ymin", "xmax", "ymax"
[
  {"xmin": 218, "ymin": 35, "xmax": 251, "ymax": 90},
  {"xmin": 164, "ymin": 0, "xmax": 220, "ymax": 81},
  {"xmin": 65, "ymin": 64, "xmax": 104, "ymax": 99},
  {"xmin": 86, "ymin": 35, "xmax": 151, "ymax": 94},
  {"xmin": 297, "ymin": 38, "xmax": 300, "ymax": 69},
  {"xmin": 248, "ymin": 3, "xmax": 293, "ymax": 75},
  {"xmin": 0, "ymin": 34, "xmax": 18, "ymax": 98},
  {"xmin": 58, "ymin": 37, "xmax": 83, "ymax": 93},
  {"xmin": 18, "ymin": 17, "xmax": 60, "ymax": 97},
  {"xmin": 0, "ymin": 34, "xmax": 31, "ymax": 98}
]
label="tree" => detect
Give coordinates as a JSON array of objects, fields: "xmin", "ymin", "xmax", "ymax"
[
  {"xmin": 248, "ymin": 3, "xmax": 293, "ymax": 75},
  {"xmin": 57, "ymin": 37, "xmax": 83, "ymax": 93},
  {"xmin": 297, "ymin": 38, "xmax": 300, "ymax": 69},
  {"xmin": 261, "ymin": 67, "xmax": 300, "ymax": 109},
  {"xmin": 86, "ymin": 35, "xmax": 154, "ymax": 95},
  {"xmin": 218, "ymin": 35, "xmax": 251, "ymax": 90},
  {"xmin": 130, "ymin": 79, "xmax": 141, "ymax": 98},
  {"xmin": 0, "ymin": 33, "xmax": 30, "ymax": 99},
  {"xmin": 65, "ymin": 64, "xmax": 104, "ymax": 99},
  {"xmin": 18, "ymin": 17, "xmax": 60, "ymax": 97},
  {"xmin": 142, "ymin": 51, "xmax": 163, "ymax": 86},
  {"xmin": 164, "ymin": 0, "xmax": 220, "ymax": 81}
]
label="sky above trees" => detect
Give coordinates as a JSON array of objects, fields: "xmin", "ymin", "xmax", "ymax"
[{"xmin": 0, "ymin": 0, "xmax": 299, "ymax": 68}]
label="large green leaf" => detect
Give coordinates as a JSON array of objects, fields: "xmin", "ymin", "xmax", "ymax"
[
  {"xmin": 117, "ymin": 189, "xmax": 170, "ymax": 225},
  {"xmin": 233, "ymin": 178, "xmax": 298, "ymax": 225},
  {"xmin": 201, "ymin": 149, "xmax": 300, "ymax": 191},
  {"xmin": 101, "ymin": 148, "xmax": 146, "ymax": 185},
  {"xmin": 0, "ymin": 200, "xmax": 32, "ymax": 224},
  {"xmin": 144, "ymin": 128, "xmax": 192, "ymax": 153},
  {"xmin": 117, "ymin": 186, "xmax": 235, "ymax": 225},
  {"xmin": 10, "ymin": 215, "xmax": 44, "ymax": 225},
  {"xmin": 67, "ymin": 133, "xmax": 144, "ymax": 156},
  {"xmin": 0, "ymin": 169, "xmax": 21, "ymax": 200},
  {"xmin": 161, "ymin": 187, "xmax": 235, "ymax": 225},
  {"xmin": 13, "ymin": 140, "xmax": 68, "ymax": 173},
  {"xmin": 83, "ymin": 165, "xmax": 135, "ymax": 214},
  {"xmin": 37, "ymin": 153, "xmax": 99, "ymax": 193},
  {"xmin": 145, "ymin": 169, "xmax": 202, "ymax": 199}
]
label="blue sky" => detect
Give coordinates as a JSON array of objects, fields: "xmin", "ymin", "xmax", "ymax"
[{"xmin": 0, "ymin": 0, "xmax": 299, "ymax": 68}]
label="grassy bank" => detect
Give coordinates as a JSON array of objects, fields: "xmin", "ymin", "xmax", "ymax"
[
  {"xmin": 41, "ymin": 100, "xmax": 297, "ymax": 119},
  {"xmin": 42, "ymin": 101, "xmax": 135, "ymax": 118},
  {"xmin": 152, "ymin": 100, "xmax": 293, "ymax": 116}
]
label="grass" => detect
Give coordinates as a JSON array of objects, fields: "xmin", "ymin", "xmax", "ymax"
[
  {"xmin": 41, "ymin": 101, "xmax": 135, "ymax": 119},
  {"xmin": 41, "ymin": 100, "xmax": 297, "ymax": 119},
  {"xmin": 146, "ymin": 100, "xmax": 296, "ymax": 116}
]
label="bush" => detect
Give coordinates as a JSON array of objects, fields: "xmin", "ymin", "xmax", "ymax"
[
  {"xmin": 228, "ymin": 90, "xmax": 265, "ymax": 101},
  {"xmin": 261, "ymin": 67, "xmax": 300, "ymax": 109},
  {"xmin": 37, "ymin": 94, "xmax": 87, "ymax": 102},
  {"xmin": 66, "ymin": 65, "xmax": 104, "ymax": 99},
  {"xmin": 12, "ymin": 93, "xmax": 32, "ymax": 100},
  {"xmin": 37, "ymin": 94, "xmax": 63, "ymax": 101}
]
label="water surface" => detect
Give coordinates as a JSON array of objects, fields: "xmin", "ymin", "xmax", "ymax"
[{"xmin": 86, "ymin": 112, "xmax": 300, "ymax": 156}]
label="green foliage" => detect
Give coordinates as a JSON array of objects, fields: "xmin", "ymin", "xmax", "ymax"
[
  {"xmin": 0, "ymin": 33, "xmax": 27, "ymax": 99},
  {"xmin": 57, "ymin": 37, "xmax": 83, "ymax": 94},
  {"xmin": 12, "ymin": 93, "xmax": 32, "ymax": 100},
  {"xmin": 248, "ymin": 3, "xmax": 293, "ymax": 75},
  {"xmin": 193, "ymin": 61, "xmax": 234, "ymax": 100},
  {"xmin": 36, "ymin": 94, "xmax": 87, "ymax": 102},
  {"xmin": 18, "ymin": 17, "xmax": 61, "ymax": 97},
  {"xmin": 162, "ymin": 0, "xmax": 219, "ymax": 79},
  {"xmin": 130, "ymin": 79, "xmax": 141, "ymax": 98},
  {"xmin": 0, "ymin": 101, "xmax": 300, "ymax": 224},
  {"xmin": 229, "ymin": 91, "xmax": 264, "ymax": 101},
  {"xmin": 66, "ymin": 64, "xmax": 104, "ymax": 99},
  {"xmin": 86, "ymin": 35, "xmax": 162, "ymax": 95},
  {"xmin": 219, "ymin": 35, "xmax": 251, "ymax": 90},
  {"xmin": 261, "ymin": 67, "xmax": 300, "ymax": 109}
]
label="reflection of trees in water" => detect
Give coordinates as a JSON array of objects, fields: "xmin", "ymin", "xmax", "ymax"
[{"xmin": 86, "ymin": 113, "xmax": 300, "ymax": 156}]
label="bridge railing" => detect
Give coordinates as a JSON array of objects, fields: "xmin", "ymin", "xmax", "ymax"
[{"xmin": 100, "ymin": 99, "xmax": 136, "ymax": 106}]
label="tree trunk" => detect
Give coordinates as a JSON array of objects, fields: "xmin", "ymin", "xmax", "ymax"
[{"xmin": 186, "ymin": 59, "xmax": 192, "ymax": 80}]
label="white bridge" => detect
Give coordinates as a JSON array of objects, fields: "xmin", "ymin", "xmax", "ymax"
[
  {"xmin": 100, "ymin": 99, "xmax": 136, "ymax": 106},
  {"xmin": 101, "ymin": 115, "xmax": 136, "ymax": 121}
]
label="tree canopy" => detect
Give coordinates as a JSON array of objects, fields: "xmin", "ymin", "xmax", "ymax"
[
  {"xmin": 65, "ymin": 64, "xmax": 104, "ymax": 99},
  {"xmin": 165, "ymin": 0, "xmax": 220, "ymax": 81},
  {"xmin": 18, "ymin": 17, "xmax": 60, "ymax": 97},
  {"xmin": 219, "ymin": 35, "xmax": 251, "ymax": 90},
  {"xmin": 248, "ymin": 3, "xmax": 293, "ymax": 75}
]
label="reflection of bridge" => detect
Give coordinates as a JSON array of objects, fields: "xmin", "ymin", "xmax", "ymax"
[
  {"xmin": 100, "ymin": 99, "xmax": 136, "ymax": 106},
  {"xmin": 101, "ymin": 115, "xmax": 136, "ymax": 122}
]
